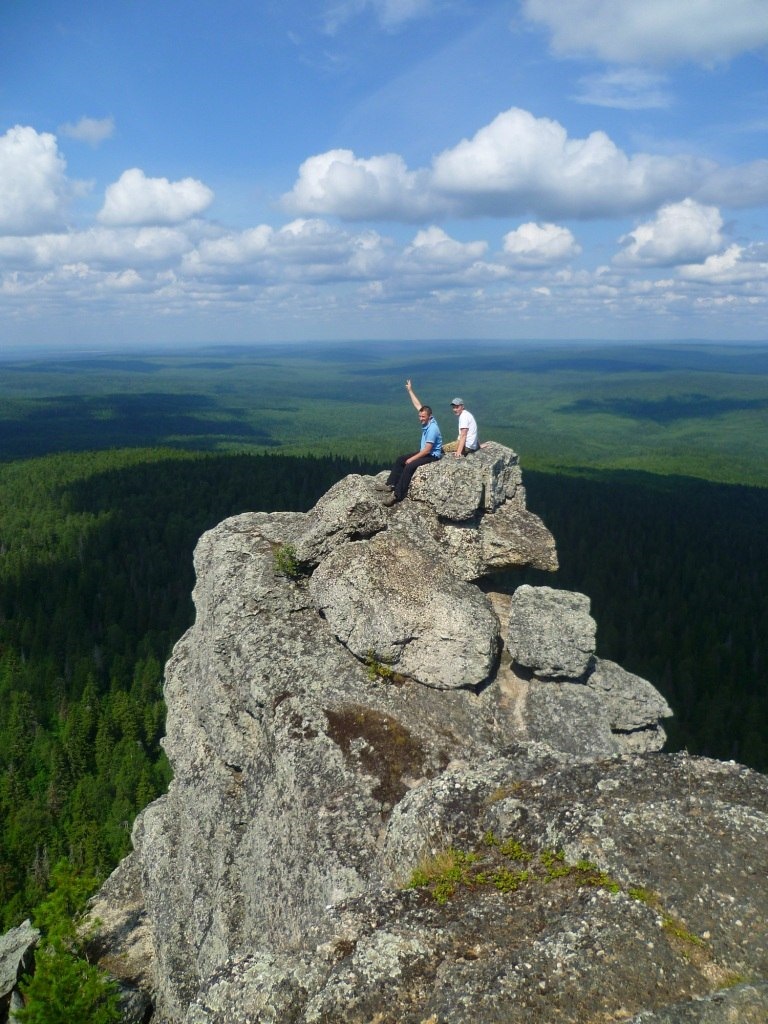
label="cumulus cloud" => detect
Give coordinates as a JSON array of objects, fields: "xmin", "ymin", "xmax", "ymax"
[
  {"xmin": 402, "ymin": 226, "xmax": 487, "ymax": 269},
  {"xmin": 98, "ymin": 168, "xmax": 214, "ymax": 227},
  {"xmin": 0, "ymin": 125, "xmax": 72, "ymax": 234},
  {"xmin": 431, "ymin": 108, "xmax": 705, "ymax": 218},
  {"xmin": 616, "ymin": 198, "xmax": 724, "ymax": 266},
  {"xmin": 678, "ymin": 244, "xmax": 768, "ymax": 284},
  {"xmin": 183, "ymin": 218, "xmax": 391, "ymax": 284},
  {"xmin": 284, "ymin": 108, "xmax": 711, "ymax": 222},
  {"xmin": 0, "ymin": 226, "xmax": 195, "ymax": 271},
  {"xmin": 58, "ymin": 116, "xmax": 115, "ymax": 146},
  {"xmin": 282, "ymin": 148, "xmax": 437, "ymax": 221},
  {"xmin": 522, "ymin": 0, "xmax": 768, "ymax": 65},
  {"xmin": 502, "ymin": 222, "xmax": 581, "ymax": 266},
  {"xmin": 573, "ymin": 69, "xmax": 671, "ymax": 110},
  {"xmin": 189, "ymin": 226, "xmax": 274, "ymax": 267}
]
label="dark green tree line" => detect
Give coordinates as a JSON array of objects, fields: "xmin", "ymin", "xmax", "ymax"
[{"xmin": 520, "ymin": 470, "xmax": 768, "ymax": 770}]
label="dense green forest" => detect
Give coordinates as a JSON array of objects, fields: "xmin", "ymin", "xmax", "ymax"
[
  {"xmin": 2, "ymin": 446, "xmax": 766, "ymax": 936},
  {"xmin": 520, "ymin": 470, "xmax": 767, "ymax": 770},
  {"xmin": 0, "ymin": 448, "xmax": 379, "ymax": 929}
]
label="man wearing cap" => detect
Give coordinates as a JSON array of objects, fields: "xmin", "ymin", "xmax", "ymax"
[{"xmin": 447, "ymin": 397, "xmax": 479, "ymax": 457}]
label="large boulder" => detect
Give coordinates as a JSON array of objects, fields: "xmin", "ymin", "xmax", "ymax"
[
  {"xmin": 507, "ymin": 584, "xmax": 597, "ymax": 680},
  {"xmin": 407, "ymin": 442, "xmax": 524, "ymax": 520},
  {"xmin": 309, "ymin": 524, "xmax": 500, "ymax": 690},
  {"xmin": 292, "ymin": 474, "xmax": 388, "ymax": 565},
  {"xmin": 587, "ymin": 657, "xmax": 672, "ymax": 749},
  {"xmin": 0, "ymin": 920, "xmax": 38, "ymax": 1019}
]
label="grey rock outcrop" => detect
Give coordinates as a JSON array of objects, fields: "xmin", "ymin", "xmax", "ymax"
[
  {"xmin": 177, "ymin": 751, "xmax": 768, "ymax": 1024},
  {"xmin": 309, "ymin": 523, "xmax": 500, "ymax": 690},
  {"xmin": 292, "ymin": 474, "xmax": 388, "ymax": 565},
  {"xmin": 507, "ymin": 584, "xmax": 596, "ymax": 680},
  {"xmin": 408, "ymin": 441, "xmax": 523, "ymax": 519},
  {"xmin": 86, "ymin": 445, "xmax": 754, "ymax": 1024},
  {"xmin": 86, "ymin": 851, "xmax": 155, "ymax": 1024},
  {"xmin": 0, "ymin": 920, "xmax": 38, "ymax": 1020}
]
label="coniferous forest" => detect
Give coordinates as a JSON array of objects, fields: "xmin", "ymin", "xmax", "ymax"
[{"xmin": 0, "ymin": 449, "xmax": 378, "ymax": 929}]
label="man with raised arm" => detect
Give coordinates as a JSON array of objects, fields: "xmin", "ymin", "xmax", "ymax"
[
  {"xmin": 408, "ymin": 382, "xmax": 479, "ymax": 458},
  {"xmin": 380, "ymin": 379, "xmax": 443, "ymax": 505}
]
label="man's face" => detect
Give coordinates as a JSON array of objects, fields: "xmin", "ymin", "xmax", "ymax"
[
  {"xmin": 451, "ymin": 404, "xmax": 462, "ymax": 416},
  {"xmin": 418, "ymin": 409, "xmax": 429, "ymax": 425}
]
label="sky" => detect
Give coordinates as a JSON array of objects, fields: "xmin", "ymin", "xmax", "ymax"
[{"xmin": 2, "ymin": 0, "xmax": 768, "ymax": 352}]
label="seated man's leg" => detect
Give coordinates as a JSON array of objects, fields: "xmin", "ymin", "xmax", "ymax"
[
  {"xmin": 393, "ymin": 454, "xmax": 434, "ymax": 502},
  {"xmin": 387, "ymin": 452, "xmax": 414, "ymax": 491}
]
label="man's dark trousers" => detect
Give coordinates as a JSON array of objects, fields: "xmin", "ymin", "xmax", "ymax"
[{"xmin": 387, "ymin": 453, "xmax": 435, "ymax": 502}]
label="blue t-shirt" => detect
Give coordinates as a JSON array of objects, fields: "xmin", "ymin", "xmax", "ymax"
[{"xmin": 421, "ymin": 417, "xmax": 443, "ymax": 458}]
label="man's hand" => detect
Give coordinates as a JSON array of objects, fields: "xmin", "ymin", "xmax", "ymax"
[{"xmin": 405, "ymin": 379, "xmax": 422, "ymax": 411}]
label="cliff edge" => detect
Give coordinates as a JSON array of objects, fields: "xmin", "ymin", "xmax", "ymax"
[{"xmin": 85, "ymin": 446, "xmax": 768, "ymax": 1024}]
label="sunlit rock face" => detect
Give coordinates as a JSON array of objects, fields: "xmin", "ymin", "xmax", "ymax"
[{"xmin": 82, "ymin": 445, "xmax": 767, "ymax": 1024}]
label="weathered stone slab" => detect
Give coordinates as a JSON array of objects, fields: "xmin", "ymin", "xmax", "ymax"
[
  {"xmin": 0, "ymin": 919, "xmax": 38, "ymax": 1001},
  {"xmin": 183, "ymin": 754, "xmax": 768, "ymax": 1024},
  {"xmin": 587, "ymin": 658, "xmax": 673, "ymax": 734},
  {"xmin": 309, "ymin": 525, "xmax": 500, "ymax": 690},
  {"xmin": 478, "ymin": 503, "xmax": 558, "ymax": 574},
  {"xmin": 293, "ymin": 474, "xmax": 388, "ymax": 565},
  {"xmin": 507, "ymin": 585, "xmax": 596, "ymax": 680},
  {"xmin": 408, "ymin": 443, "xmax": 523, "ymax": 520}
]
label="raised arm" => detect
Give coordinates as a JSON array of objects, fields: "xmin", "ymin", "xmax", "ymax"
[{"xmin": 405, "ymin": 379, "xmax": 422, "ymax": 412}]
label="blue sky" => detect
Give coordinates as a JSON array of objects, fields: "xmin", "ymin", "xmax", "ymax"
[{"xmin": 2, "ymin": 0, "xmax": 768, "ymax": 351}]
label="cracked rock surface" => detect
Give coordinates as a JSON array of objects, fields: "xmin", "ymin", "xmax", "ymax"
[{"xmin": 79, "ymin": 448, "xmax": 746, "ymax": 1024}]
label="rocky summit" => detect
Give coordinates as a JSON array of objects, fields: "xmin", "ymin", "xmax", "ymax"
[{"xmin": 81, "ymin": 445, "xmax": 768, "ymax": 1024}]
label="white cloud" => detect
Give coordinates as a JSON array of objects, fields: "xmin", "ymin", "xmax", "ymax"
[
  {"xmin": 183, "ymin": 218, "xmax": 391, "ymax": 284},
  {"xmin": 523, "ymin": 0, "xmax": 768, "ymax": 65},
  {"xmin": 98, "ymin": 168, "xmax": 214, "ymax": 226},
  {"xmin": 0, "ymin": 226, "xmax": 195, "ymax": 270},
  {"xmin": 0, "ymin": 125, "xmax": 71, "ymax": 234},
  {"xmin": 616, "ymin": 199, "xmax": 724, "ymax": 266},
  {"xmin": 190, "ymin": 226, "xmax": 274, "ymax": 267},
  {"xmin": 430, "ymin": 108, "xmax": 704, "ymax": 218},
  {"xmin": 573, "ymin": 69, "xmax": 671, "ymax": 110},
  {"xmin": 282, "ymin": 148, "xmax": 437, "ymax": 221},
  {"xmin": 403, "ymin": 226, "xmax": 487, "ymax": 269},
  {"xmin": 678, "ymin": 244, "xmax": 768, "ymax": 284},
  {"xmin": 502, "ymin": 222, "xmax": 581, "ymax": 266},
  {"xmin": 285, "ymin": 108, "xmax": 710, "ymax": 222},
  {"xmin": 58, "ymin": 116, "xmax": 115, "ymax": 147}
]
